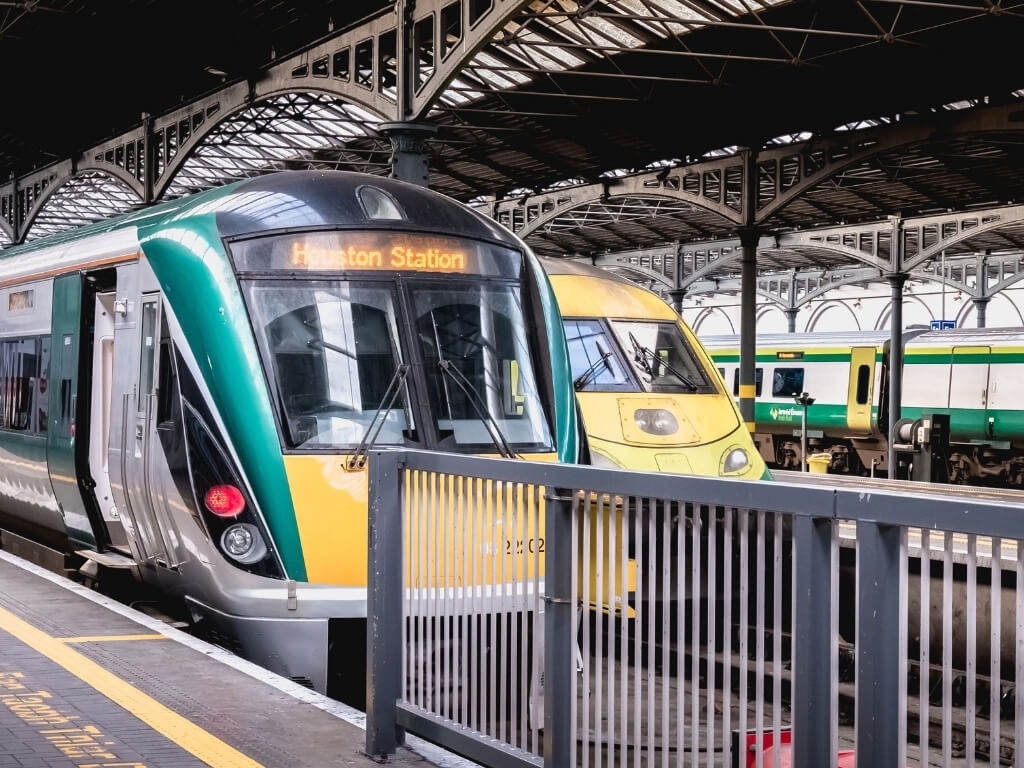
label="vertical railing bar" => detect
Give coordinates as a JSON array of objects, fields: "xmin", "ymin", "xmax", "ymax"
[
  {"xmin": 498, "ymin": 480, "xmax": 509, "ymax": 745},
  {"xmin": 403, "ymin": 469, "xmax": 412, "ymax": 704},
  {"xmin": 489, "ymin": 478, "xmax": 499, "ymax": 739},
  {"xmin": 989, "ymin": 537, "xmax": 1000, "ymax": 768},
  {"xmin": 739, "ymin": 508, "xmax": 749, "ymax": 768},
  {"xmin": 831, "ymin": 523, "xmax": 839, "ymax": 764},
  {"xmin": 755, "ymin": 510, "xmax": 765, "ymax": 768},
  {"xmin": 707, "ymin": 506, "xmax": 717, "ymax": 768},
  {"xmin": 660, "ymin": 498, "xmax": 669, "ymax": 768},
  {"xmin": 607, "ymin": 494, "xmax": 617, "ymax": 768},
  {"xmin": 596, "ymin": 493, "xmax": 605, "ymax": 768},
  {"xmin": 943, "ymin": 531, "xmax": 953, "ymax": 768},
  {"xmin": 545, "ymin": 483, "xmax": 574, "ymax": 768},
  {"xmin": 899, "ymin": 526, "xmax": 909, "ymax": 768},
  {"xmin": 583, "ymin": 490, "xmax": 592, "ymax": 768},
  {"xmin": 633, "ymin": 498, "xmax": 643, "ymax": 768},
  {"xmin": 675, "ymin": 500, "xmax": 684, "ymax": 766},
  {"xmin": 690, "ymin": 502, "xmax": 700, "ymax": 768},
  {"xmin": 967, "ymin": 533, "xmax": 977, "ymax": 767},
  {"xmin": 470, "ymin": 476, "xmax": 479, "ymax": 734},
  {"xmin": 365, "ymin": 450, "xmax": 405, "ymax": 759},
  {"xmin": 459, "ymin": 474, "xmax": 468, "ymax": 729},
  {"xmin": 570, "ymin": 488, "xmax": 579, "ymax": 768},
  {"xmin": 513, "ymin": 481, "xmax": 524, "ymax": 751},
  {"xmin": 419, "ymin": 470, "xmax": 428, "ymax": 712},
  {"xmin": 772, "ymin": 511, "xmax": 782, "ymax": 768},
  {"xmin": 442, "ymin": 473, "xmax": 451, "ymax": 721},
  {"xmin": 723, "ymin": 507, "xmax": 733, "ymax": 768},
  {"xmin": 533, "ymin": 483, "xmax": 543, "ymax": 757},
  {"xmin": 1015, "ymin": 541, "xmax": 1023, "ymax": 768},
  {"xmin": 647, "ymin": 499, "xmax": 656, "ymax": 768},
  {"xmin": 430, "ymin": 471, "xmax": 439, "ymax": 716},
  {"xmin": 620, "ymin": 494, "xmax": 629, "ymax": 768},
  {"xmin": 920, "ymin": 529, "xmax": 930, "ymax": 768}
]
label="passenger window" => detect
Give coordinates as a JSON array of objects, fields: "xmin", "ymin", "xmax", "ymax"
[
  {"xmin": 717, "ymin": 367, "xmax": 725, "ymax": 380},
  {"xmin": 37, "ymin": 337, "xmax": 49, "ymax": 434},
  {"xmin": 772, "ymin": 368, "xmax": 805, "ymax": 398},
  {"xmin": 138, "ymin": 301, "xmax": 158, "ymax": 405},
  {"xmin": 856, "ymin": 364, "xmax": 871, "ymax": 405},
  {"xmin": 732, "ymin": 368, "xmax": 763, "ymax": 396},
  {"xmin": 157, "ymin": 327, "xmax": 177, "ymax": 426},
  {"xmin": 0, "ymin": 337, "xmax": 38, "ymax": 431}
]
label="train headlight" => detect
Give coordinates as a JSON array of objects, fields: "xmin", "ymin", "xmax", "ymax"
[
  {"xmin": 220, "ymin": 523, "xmax": 267, "ymax": 565},
  {"xmin": 633, "ymin": 408, "xmax": 679, "ymax": 436},
  {"xmin": 589, "ymin": 450, "xmax": 624, "ymax": 469},
  {"xmin": 721, "ymin": 447, "xmax": 750, "ymax": 475}
]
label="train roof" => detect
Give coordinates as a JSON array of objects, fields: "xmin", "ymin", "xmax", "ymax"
[
  {"xmin": 539, "ymin": 257, "xmax": 635, "ymax": 285},
  {"xmin": 905, "ymin": 326, "xmax": 1024, "ymax": 347},
  {"xmin": 1, "ymin": 170, "xmax": 520, "ymax": 261},
  {"xmin": 700, "ymin": 331, "xmax": 891, "ymax": 349}
]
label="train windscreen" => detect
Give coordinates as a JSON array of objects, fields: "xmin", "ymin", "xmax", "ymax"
[
  {"xmin": 234, "ymin": 231, "xmax": 554, "ymax": 453},
  {"xmin": 609, "ymin": 320, "xmax": 717, "ymax": 394}
]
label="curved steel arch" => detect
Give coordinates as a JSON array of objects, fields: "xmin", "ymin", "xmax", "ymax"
[
  {"xmin": 693, "ymin": 306, "xmax": 735, "ymax": 335},
  {"xmin": 873, "ymin": 293, "xmax": 934, "ymax": 331},
  {"xmin": 152, "ymin": 88, "xmax": 392, "ymax": 201},
  {"xmin": 0, "ymin": 216, "xmax": 12, "ymax": 244},
  {"xmin": 807, "ymin": 300, "xmax": 861, "ymax": 332},
  {"xmin": 754, "ymin": 102, "xmax": 1024, "ymax": 226},
  {"xmin": 23, "ymin": 171, "xmax": 143, "ymax": 242}
]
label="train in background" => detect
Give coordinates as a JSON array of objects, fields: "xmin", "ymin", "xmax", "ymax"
[
  {"xmin": 542, "ymin": 258, "xmax": 768, "ymax": 480},
  {"xmin": 0, "ymin": 170, "xmax": 577, "ymax": 698},
  {"xmin": 702, "ymin": 328, "xmax": 1024, "ymax": 485}
]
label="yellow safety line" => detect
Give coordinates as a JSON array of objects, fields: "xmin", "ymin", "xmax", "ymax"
[
  {"xmin": 58, "ymin": 634, "xmax": 167, "ymax": 643},
  {"xmin": 0, "ymin": 605, "xmax": 263, "ymax": 768}
]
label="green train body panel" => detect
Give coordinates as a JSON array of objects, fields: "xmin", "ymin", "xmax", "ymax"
[
  {"xmin": 47, "ymin": 274, "xmax": 93, "ymax": 546},
  {"xmin": 136, "ymin": 192, "xmax": 308, "ymax": 581}
]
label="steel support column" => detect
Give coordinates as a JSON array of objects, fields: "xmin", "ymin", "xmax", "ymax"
[
  {"xmin": 973, "ymin": 296, "xmax": 990, "ymax": 328},
  {"xmin": 668, "ymin": 288, "xmax": 686, "ymax": 315},
  {"xmin": 886, "ymin": 273, "xmax": 908, "ymax": 475},
  {"xmin": 784, "ymin": 307, "xmax": 799, "ymax": 333},
  {"xmin": 380, "ymin": 122, "xmax": 436, "ymax": 187},
  {"xmin": 739, "ymin": 226, "xmax": 759, "ymax": 432}
]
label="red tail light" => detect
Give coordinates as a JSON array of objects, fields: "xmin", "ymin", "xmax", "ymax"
[{"xmin": 204, "ymin": 484, "xmax": 246, "ymax": 518}]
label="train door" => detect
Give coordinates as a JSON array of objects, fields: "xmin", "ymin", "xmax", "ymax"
[
  {"xmin": 949, "ymin": 346, "xmax": 991, "ymax": 439},
  {"xmin": 845, "ymin": 347, "xmax": 875, "ymax": 434},
  {"xmin": 108, "ymin": 264, "xmax": 180, "ymax": 568}
]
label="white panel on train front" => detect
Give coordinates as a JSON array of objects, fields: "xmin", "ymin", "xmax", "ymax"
[{"xmin": 987, "ymin": 360, "xmax": 1024, "ymax": 412}]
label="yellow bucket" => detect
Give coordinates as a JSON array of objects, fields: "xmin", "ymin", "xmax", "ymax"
[{"xmin": 807, "ymin": 453, "xmax": 831, "ymax": 474}]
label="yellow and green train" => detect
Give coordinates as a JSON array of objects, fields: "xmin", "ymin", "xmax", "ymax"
[
  {"xmin": 702, "ymin": 328, "xmax": 1024, "ymax": 485},
  {"xmin": 0, "ymin": 170, "xmax": 577, "ymax": 695},
  {"xmin": 542, "ymin": 258, "xmax": 768, "ymax": 480}
]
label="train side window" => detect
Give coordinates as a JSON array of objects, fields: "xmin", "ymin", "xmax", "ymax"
[
  {"xmin": 156, "ymin": 323, "xmax": 177, "ymax": 426},
  {"xmin": 772, "ymin": 368, "xmax": 804, "ymax": 398},
  {"xmin": 37, "ymin": 336, "xmax": 49, "ymax": 434},
  {"xmin": 138, "ymin": 301, "xmax": 158, "ymax": 405},
  {"xmin": 0, "ymin": 337, "xmax": 38, "ymax": 431},
  {"xmin": 717, "ymin": 367, "xmax": 725, "ymax": 380},
  {"xmin": 856, "ymin": 364, "xmax": 871, "ymax": 404},
  {"xmin": 732, "ymin": 367, "xmax": 763, "ymax": 396}
]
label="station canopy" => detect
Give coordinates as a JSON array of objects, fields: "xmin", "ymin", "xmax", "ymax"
[{"xmin": 4, "ymin": 0, "xmax": 1024, "ymax": 292}]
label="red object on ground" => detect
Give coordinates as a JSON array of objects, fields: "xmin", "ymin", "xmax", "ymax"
[{"xmin": 760, "ymin": 745, "xmax": 862, "ymax": 768}]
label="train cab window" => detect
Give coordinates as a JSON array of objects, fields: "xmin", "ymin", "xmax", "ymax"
[
  {"xmin": 247, "ymin": 283, "xmax": 414, "ymax": 450},
  {"xmin": 772, "ymin": 368, "xmax": 804, "ymax": 397},
  {"xmin": 563, "ymin": 319, "xmax": 631, "ymax": 391},
  {"xmin": 609, "ymin": 320, "xmax": 715, "ymax": 394},
  {"xmin": 0, "ymin": 337, "xmax": 38, "ymax": 431},
  {"xmin": 856, "ymin": 364, "xmax": 871, "ymax": 405},
  {"xmin": 412, "ymin": 282, "xmax": 553, "ymax": 451},
  {"xmin": 732, "ymin": 368, "xmax": 763, "ymax": 397}
]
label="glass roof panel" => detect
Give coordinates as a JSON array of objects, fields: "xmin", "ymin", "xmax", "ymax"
[{"xmin": 25, "ymin": 172, "xmax": 142, "ymax": 241}]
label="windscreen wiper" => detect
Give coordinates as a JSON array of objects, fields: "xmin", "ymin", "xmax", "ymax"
[
  {"xmin": 627, "ymin": 332, "xmax": 699, "ymax": 392},
  {"xmin": 307, "ymin": 337, "xmax": 354, "ymax": 358},
  {"xmin": 573, "ymin": 350, "xmax": 613, "ymax": 391},
  {"xmin": 346, "ymin": 363, "xmax": 411, "ymax": 471},
  {"xmin": 437, "ymin": 359, "xmax": 518, "ymax": 459}
]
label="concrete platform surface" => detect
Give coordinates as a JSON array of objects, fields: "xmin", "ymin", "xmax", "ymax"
[{"xmin": 0, "ymin": 551, "xmax": 470, "ymax": 768}]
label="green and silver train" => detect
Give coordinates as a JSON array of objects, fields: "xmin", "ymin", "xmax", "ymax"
[{"xmin": 0, "ymin": 170, "xmax": 576, "ymax": 694}]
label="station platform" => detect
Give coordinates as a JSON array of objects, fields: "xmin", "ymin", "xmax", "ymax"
[{"xmin": 0, "ymin": 551, "xmax": 463, "ymax": 768}]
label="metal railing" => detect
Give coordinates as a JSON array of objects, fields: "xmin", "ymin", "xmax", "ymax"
[{"xmin": 365, "ymin": 449, "xmax": 1024, "ymax": 768}]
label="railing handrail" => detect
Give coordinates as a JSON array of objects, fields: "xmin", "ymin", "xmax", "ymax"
[{"xmin": 373, "ymin": 448, "xmax": 1024, "ymax": 538}]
